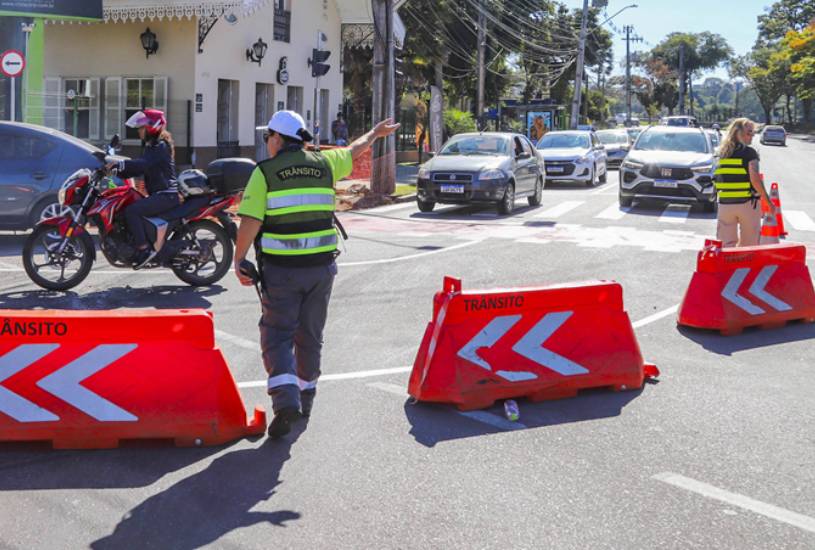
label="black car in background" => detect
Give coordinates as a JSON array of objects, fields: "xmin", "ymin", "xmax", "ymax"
[{"xmin": 0, "ymin": 122, "xmax": 128, "ymax": 230}]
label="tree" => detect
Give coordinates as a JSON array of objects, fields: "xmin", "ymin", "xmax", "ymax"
[
  {"xmin": 757, "ymin": 0, "xmax": 815, "ymax": 45},
  {"xmin": 782, "ymin": 22, "xmax": 815, "ymax": 123},
  {"xmin": 731, "ymin": 50, "xmax": 786, "ymax": 124}
]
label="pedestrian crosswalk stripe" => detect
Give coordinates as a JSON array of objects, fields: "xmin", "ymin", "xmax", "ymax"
[
  {"xmin": 595, "ymin": 203, "xmax": 631, "ymax": 220},
  {"xmin": 659, "ymin": 205, "xmax": 691, "ymax": 224},
  {"xmin": 784, "ymin": 210, "xmax": 815, "ymax": 232},
  {"xmin": 534, "ymin": 201, "xmax": 585, "ymax": 219}
]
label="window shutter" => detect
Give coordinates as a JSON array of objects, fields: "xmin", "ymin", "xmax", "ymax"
[
  {"xmin": 43, "ymin": 77, "xmax": 63, "ymax": 132},
  {"xmin": 104, "ymin": 77, "xmax": 122, "ymax": 140},
  {"xmin": 87, "ymin": 78, "xmax": 101, "ymax": 141}
]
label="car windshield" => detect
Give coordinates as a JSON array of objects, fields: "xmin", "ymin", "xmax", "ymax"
[
  {"xmin": 666, "ymin": 118, "xmax": 690, "ymax": 126},
  {"xmin": 440, "ymin": 136, "xmax": 509, "ymax": 156},
  {"xmin": 597, "ymin": 131, "xmax": 628, "ymax": 145},
  {"xmin": 537, "ymin": 133, "xmax": 590, "ymax": 149},
  {"xmin": 634, "ymin": 130, "xmax": 709, "ymax": 153}
]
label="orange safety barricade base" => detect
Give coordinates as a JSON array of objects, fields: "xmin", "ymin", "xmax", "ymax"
[
  {"xmin": 408, "ymin": 277, "xmax": 658, "ymax": 411},
  {"xmin": 678, "ymin": 240, "xmax": 815, "ymax": 335},
  {"xmin": 0, "ymin": 309, "xmax": 266, "ymax": 449}
]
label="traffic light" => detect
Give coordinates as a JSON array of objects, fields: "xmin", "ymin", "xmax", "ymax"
[{"xmin": 309, "ymin": 49, "xmax": 331, "ymax": 77}]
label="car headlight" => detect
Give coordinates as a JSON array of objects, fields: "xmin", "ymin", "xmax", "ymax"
[
  {"xmin": 622, "ymin": 160, "xmax": 644, "ymax": 170},
  {"xmin": 417, "ymin": 167, "xmax": 431, "ymax": 179},
  {"xmin": 577, "ymin": 155, "xmax": 590, "ymax": 164},
  {"xmin": 691, "ymin": 164, "xmax": 714, "ymax": 174},
  {"xmin": 479, "ymin": 169, "xmax": 505, "ymax": 180}
]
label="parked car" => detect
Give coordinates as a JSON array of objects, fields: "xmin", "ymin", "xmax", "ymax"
[
  {"xmin": 660, "ymin": 115, "xmax": 699, "ymax": 128},
  {"xmin": 416, "ymin": 132, "xmax": 545, "ymax": 215},
  {"xmin": 760, "ymin": 125, "xmax": 787, "ymax": 146},
  {"xmin": 619, "ymin": 126, "xmax": 717, "ymax": 212},
  {"xmin": 536, "ymin": 130, "xmax": 607, "ymax": 187},
  {"xmin": 0, "ymin": 122, "xmax": 129, "ymax": 230},
  {"xmin": 595, "ymin": 129, "xmax": 632, "ymax": 168}
]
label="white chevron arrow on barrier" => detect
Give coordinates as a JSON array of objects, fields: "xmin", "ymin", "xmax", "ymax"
[
  {"xmin": 0, "ymin": 344, "xmax": 139, "ymax": 423},
  {"xmin": 721, "ymin": 265, "xmax": 792, "ymax": 316},
  {"xmin": 456, "ymin": 311, "xmax": 588, "ymax": 382}
]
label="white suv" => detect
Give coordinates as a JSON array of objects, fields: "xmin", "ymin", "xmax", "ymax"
[{"xmin": 536, "ymin": 130, "xmax": 608, "ymax": 187}]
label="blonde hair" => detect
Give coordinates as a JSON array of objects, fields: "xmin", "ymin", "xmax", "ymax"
[{"xmin": 720, "ymin": 117, "xmax": 754, "ymax": 158}]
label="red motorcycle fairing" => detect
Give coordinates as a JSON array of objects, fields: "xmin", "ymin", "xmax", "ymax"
[
  {"xmin": 188, "ymin": 195, "xmax": 238, "ymax": 222},
  {"xmin": 86, "ymin": 186, "xmax": 143, "ymax": 233},
  {"xmin": 39, "ymin": 215, "xmax": 87, "ymax": 237}
]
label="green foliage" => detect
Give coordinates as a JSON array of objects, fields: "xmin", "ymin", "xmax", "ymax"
[
  {"xmin": 443, "ymin": 109, "xmax": 477, "ymax": 136},
  {"xmin": 757, "ymin": 0, "xmax": 815, "ymax": 45}
]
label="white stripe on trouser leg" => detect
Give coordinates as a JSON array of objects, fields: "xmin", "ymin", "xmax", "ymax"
[{"xmin": 267, "ymin": 373, "xmax": 319, "ymax": 391}]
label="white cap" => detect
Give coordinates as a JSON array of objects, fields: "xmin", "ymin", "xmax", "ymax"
[{"xmin": 266, "ymin": 110, "xmax": 313, "ymax": 142}]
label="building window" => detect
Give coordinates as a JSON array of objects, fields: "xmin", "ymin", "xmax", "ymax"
[
  {"xmin": 286, "ymin": 86, "xmax": 303, "ymax": 117},
  {"xmin": 124, "ymin": 77, "xmax": 168, "ymax": 141},
  {"xmin": 62, "ymin": 78, "xmax": 99, "ymax": 140},
  {"xmin": 274, "ymin": 0, "xmax": 291, "ymax": 43},
  {"xmin": 217, "ymin": 79, "xmax": 240, "ymax": 156}
]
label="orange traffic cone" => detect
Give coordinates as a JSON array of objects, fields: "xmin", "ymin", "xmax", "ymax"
[
  {"xmin": 760, "ymin": 212, "xmax": 781, "ymax": 244},
  {"xmin": 770, "ymin": 183, "xmax": 787, "ymax": 237}
]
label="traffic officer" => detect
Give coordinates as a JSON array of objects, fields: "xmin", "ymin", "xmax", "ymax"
[
  {"xmin": 234, "ymin": 111, "xmax": 399, "ymax": 439},
  {"xmin": 714, "ymin": 117, "xmax": 775, "ymax": 248}
]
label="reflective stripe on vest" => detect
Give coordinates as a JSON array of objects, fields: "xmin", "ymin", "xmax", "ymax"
[
  {"xmin": 261, "ymin": 229, "xmax": 338, "ymax": 256},
  {"xmin": 714, "ymin": 155, "xmax": 753, "ymax": 203},
  {"xmin": 266, "ymin": 188, "xmax": 336, "ymax": 216}
]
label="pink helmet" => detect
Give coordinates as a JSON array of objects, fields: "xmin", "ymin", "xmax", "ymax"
[{"xmin": 125, "ymin": 108, "xmax": 167, "ymax": 136}]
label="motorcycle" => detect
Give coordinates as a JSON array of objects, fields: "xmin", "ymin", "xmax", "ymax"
[{"xmin": 22, "ymin": 135, "xmax": 256, "ymax": 291}]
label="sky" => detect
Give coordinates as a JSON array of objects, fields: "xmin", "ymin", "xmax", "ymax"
[{"xmin": 560, "ymin": 0, "xmax": 774, "ymax": 81}]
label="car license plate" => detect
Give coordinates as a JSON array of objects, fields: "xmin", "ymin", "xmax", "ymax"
[
  {"xmin": 654, "ymin": 179, "xmax": 678, "ymax": 188},
  {"xmin": 440, "ymin": 184, "xmax": 464, "ymax": 194},
  {"xmin": 547, "ymin": 166, "xmax": 564, "ymax": 173}
]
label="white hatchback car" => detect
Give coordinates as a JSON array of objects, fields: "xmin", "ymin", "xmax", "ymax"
[{"xmin": 536, "ymin": 130, "xmax": 608, "ymax": 187}]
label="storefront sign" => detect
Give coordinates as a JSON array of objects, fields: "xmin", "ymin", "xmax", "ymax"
[{"xmin": 0, "ymin": 0, "xmax": 103, "ymax": 20}]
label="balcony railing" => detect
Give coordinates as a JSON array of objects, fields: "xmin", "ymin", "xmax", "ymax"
[{"xmin": 274, "ymin": 8, "xmax": 291, "ymax": 42}]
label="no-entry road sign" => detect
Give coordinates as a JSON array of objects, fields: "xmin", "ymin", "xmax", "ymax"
[{"xmin": 1, "ymin": 50, "xmax": 25, "ymax": 78}]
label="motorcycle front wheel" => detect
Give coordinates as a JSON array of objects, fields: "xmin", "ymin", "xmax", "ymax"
[
  {"xmin": 22, "ymin": 225, "xmax": 95, "ymax": 291},
  {"xmin": 170, "ymin": 219, "xmax": 233, "ymax": 287}
]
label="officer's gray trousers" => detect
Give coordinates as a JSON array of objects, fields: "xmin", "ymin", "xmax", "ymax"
[{"xmin": 259, "ymin": 260, "xmax": 336, "ymax": 413}]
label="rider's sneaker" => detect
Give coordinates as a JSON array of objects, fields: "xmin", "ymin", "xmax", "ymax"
[
  {"xmin": 267, "ymin": 407, "xmax": 300, "ymax": 440},
  {"xmin": 133, "ymin": 249, "xmax": 157, "ymax": 269}
]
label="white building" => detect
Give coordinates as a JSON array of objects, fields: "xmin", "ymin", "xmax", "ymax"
[{"xmin": 40, "ymin": 0, "xmax": 375, "ymax": 166}]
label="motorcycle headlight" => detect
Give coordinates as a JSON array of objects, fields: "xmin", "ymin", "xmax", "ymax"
[
  {"xmin": 691, "ymin": 164, "xmax": 714, "ymax": 174},
  {"xmin": 58, "ymin": 186, "xmax": 67, "ymax": 206},
  {"xmin": 479, "ymin": 169, "xmax": 505, "ymax": 180},
  {"xmin": 622, "ymin": 159, "xmax": 644, "ymax": 170}
]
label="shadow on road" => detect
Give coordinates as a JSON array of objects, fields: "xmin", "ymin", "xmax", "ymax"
[
  {"xmin": 90, "ymin": 432, "xmax": 303, "ymax": 550},
  {"xmin": 0, "ymin": 233, "xmax": 28, "ymax": 258},
  {"xmin": 404, "ymin": 387, "xmax": 647, "ymax": 447},
  {"xmin": 678, "ymin": 322, "xmax": 815, "ymax": 356},
  {"xmin": 0, "ymin": 284, "xmax": 225, "ymax": 310},
  {"xmin": 626, "ymin": 200, "xmax": 716, "ymax": 220}
]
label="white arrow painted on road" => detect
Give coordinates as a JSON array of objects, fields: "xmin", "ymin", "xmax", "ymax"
[
  {"xmin": 37, "ymin": 344, "xmax": 138, "ymax": 422},
  {"xmin": 512, "ymin": 311, "xmax": 590, "ymax": 376},
  {"xmin": 457, "ymin": 311, "xmax": 589, "ymax": 381},
  {"xmin": 0, "ymin": 344, "xmax": 60, "ymax": 422},
  {"xmin": 721, "ymin": 265, "xmax": 791, "ymax": 316}
]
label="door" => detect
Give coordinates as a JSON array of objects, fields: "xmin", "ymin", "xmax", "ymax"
[
  {"xmin": 591, "ymin": 132, "xmax": 606, "ymax": 175},
  {"xmin": 0, "ymin": 127, "xmax": 60, "ymax": 225},
  {"xmin": 512, "ymin": 136, "xmax": 534, "ymax": 193},
  {"xmin": 521, "ymin": 137, "xmax": 540, "ymax": 190},
  {"xmin": 217, "ymin": 79, "xmax": 240, "ymax": 156},
  {"xmin": 255, "ymin": 83, "xmax": 274, "ymax": 160}
]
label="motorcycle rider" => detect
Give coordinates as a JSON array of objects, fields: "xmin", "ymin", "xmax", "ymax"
[{"xmin": 106, "ymin": 109, "xmax": 179, "ymax": 268}]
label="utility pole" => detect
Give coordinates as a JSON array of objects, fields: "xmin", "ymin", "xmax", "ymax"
[
  {"xmin": 678, "ymin": 42, "xmax": 686, "ymax": 115},
  {"xmin": 371, "ymin": 0, "xmax": 396, "ymax": 195},
  {"xmin": 623, "ymin": 25, "xmax": 642, "ymax": 126},
  {"xmin": 570, "ymin": 0, "xmax": 590, "ymax": 129},
  {"xmin": 476, "ymin": 0, "xmax": 486, "ymax": 128}
]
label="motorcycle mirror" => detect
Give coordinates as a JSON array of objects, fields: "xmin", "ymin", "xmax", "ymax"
[{"xmin": 110, "ymin": 134, "xmax": 121, "ymax": 150}]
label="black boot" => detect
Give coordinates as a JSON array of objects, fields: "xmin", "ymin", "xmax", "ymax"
[
  {"xmin": 300, "ymin": 389, "xmax": 316, "ymax": 418},
  {"xmin": 268, "ymin": 407, "xmax": 300, "ymax": 439}
]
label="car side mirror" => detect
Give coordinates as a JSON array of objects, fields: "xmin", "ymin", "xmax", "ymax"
[{"xmin": 517, "ymin": 151, "xmax": 531, "ymax": 160}]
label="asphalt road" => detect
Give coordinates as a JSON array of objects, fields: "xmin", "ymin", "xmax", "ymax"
[{"xmin": 1, "ymin": 136, "xmax": 814, "ymax": 549}]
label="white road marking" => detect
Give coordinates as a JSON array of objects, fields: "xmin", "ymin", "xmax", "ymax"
[
  {"xmin": 237, "ymin": 367, "xmax": 412, "ymax": 388},
  {"xmin": 659, "ymin": 205, "xmax": 691, "ymax": 224},
  {"xmin": 784, "ymin": 210, "xmax": 815, "ymax": 232},
  {"xmin": 215, "ymin": 329, "xmax": 258, "ymax": 351},
  {"xmin": 534, "ymin": 201, "xmax": 585, "ymax": 219},
  {"xmin": 653, "ymin": 472, "xmax": 815, "ymax": 534},
  {"xmin": 356, "ymin": 202, "xmax": 416, "ymax": 214},
  {"xmin": 632, "ymin": 305, "xmax": 679, "ymax": 329},
  {"xmin": 589, "ymin": 184, "xmax": 618, "ymax": 195},
  {"xmin": 367, "ymin": 382, "xmax": 527, "ymax": 430},
  {"xmin": 595, "ymin": 203, "xmax": 631, "ymax": 220},
  {"xmin": 338, "ymin": 239, "xmax": 482, "ymax": 267}
]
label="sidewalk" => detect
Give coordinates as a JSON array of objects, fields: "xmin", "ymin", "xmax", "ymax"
[{"xmin": 335, "ymin": 164, "xmax": 418, "ymax": 210}]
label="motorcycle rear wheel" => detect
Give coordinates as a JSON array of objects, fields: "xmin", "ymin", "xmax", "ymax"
[
  {"xmin": 23, "ymin": 225, "xmax": 94, "ymax": 291},
  {"xmin": 170, "ymin": 219, "xmax": 233, "ymax": 287}
]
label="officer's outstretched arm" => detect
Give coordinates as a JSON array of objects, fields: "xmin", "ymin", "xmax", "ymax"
[{"xmin": 349, "ymin": 118, "xmax": 401, "ymax": 161}]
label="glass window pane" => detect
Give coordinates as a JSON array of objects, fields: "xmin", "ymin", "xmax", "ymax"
[
  {"xmin": 141, "ymin": 79, "xmax": 154, "ymax": 107},
  {"xmin": 126, "ymin": 79, "xmax": 140, "ymax": 108}
]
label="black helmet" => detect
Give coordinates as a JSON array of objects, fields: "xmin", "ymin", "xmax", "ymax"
[{"xmin": 178, "ymin": 169, "xmax": 213, "ymax": 197}]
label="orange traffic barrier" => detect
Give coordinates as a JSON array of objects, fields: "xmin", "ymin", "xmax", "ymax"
[
  {"xmin": 760, "ymin": 213, "xmax": 781, "ymax": 244},
  {"xmin": 0, "ymin": 309, "xmax": 266, "ymax": 449},
  {"xmin": 408, "ymin": 277, "xmax": 659, "ymax": 411},
  {"xmin": 770, "ymin": 183, "xmax": 787, "ymax": 236},
  {"xmin": 678, "ymin": 240, "xmax": 815, "ymax": 335}
]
